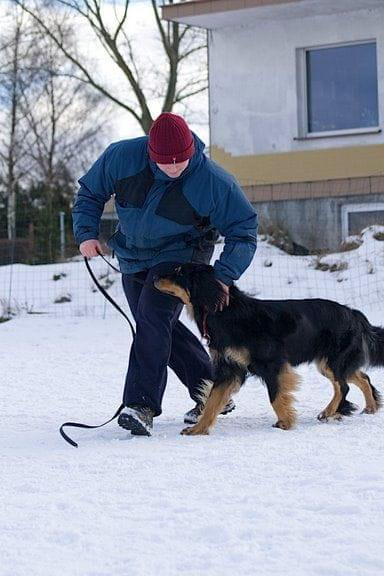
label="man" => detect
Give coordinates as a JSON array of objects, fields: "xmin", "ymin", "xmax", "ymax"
[{"xmin": 72, "ymin": 112, "xmax": 257, "ymax": 436}]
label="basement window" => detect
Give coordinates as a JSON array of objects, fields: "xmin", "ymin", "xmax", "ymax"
[
  {"xmin": 297, "ymin": 41, "xmax": 379, "ymax": 138},
  {"xmin": 341, "ymin": 203, "xmax": 384, "ymax": 240}
]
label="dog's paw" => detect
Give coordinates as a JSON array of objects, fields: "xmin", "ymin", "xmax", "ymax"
[
  {"xmin": 272, "ymin": 420, "xmax": 291, "ymax": 430},
  {"xmin": 180, "ymin": 425, "xmax": 209, "ymax": 436},
  {"xmin": 317, "ymin": 411, "xmax": 342, "ymax": 422},
  {"xmin": 180, "ymin": 426, "xmax": 194, "ymax": 435},
  {"xmin": 333, "ymin": 413, "xmax": 343, "ymax": 421},
  {"xmin": 361, "ymin": 405, "xmax": 378, "ymax": 415}
]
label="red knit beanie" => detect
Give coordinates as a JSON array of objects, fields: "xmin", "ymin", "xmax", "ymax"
[{"xmin": 148, "ymin": 112, "xmax": 195, "ymax": 164}]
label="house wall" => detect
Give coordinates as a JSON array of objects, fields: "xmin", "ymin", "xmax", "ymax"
[
  {"xmin": 208, "ymin": 4, "xmax": 384, "ymax": 160},
  {"xmin": 207, "ymin": 2, "xmax": 384, "ymax": 249},
  {"xmin": 246, "ymin": 174, "xmax": 384, "ymax": 250},
  {"xmin": 251, "ymin": 190, "xmax": 384, "ymax": 252}
]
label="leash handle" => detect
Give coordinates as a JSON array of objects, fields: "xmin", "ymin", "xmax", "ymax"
[
  {"xmin": 60, "ymin": 403, "xmax": 125, "ymax": 448},
  {"xmin": 97, "ymin": 250, "xmax": 121, "ymax": 273}
]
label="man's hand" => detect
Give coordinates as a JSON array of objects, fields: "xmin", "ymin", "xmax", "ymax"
[
  {"xmin": 217, "ymin": 280, "xmax": 230, "ymax": 311},
  {"xmin": 79, "ymin": 239, "xmax": 103, "ymax": 258}
]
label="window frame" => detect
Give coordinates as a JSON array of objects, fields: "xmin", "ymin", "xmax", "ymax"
[
  {"xmin": 296, "ymin": 39, "xmax": 380, "ymax": 139},
  {"xmin": 341, "ymin": 202, "xmax": 384, "ymax": 240}
]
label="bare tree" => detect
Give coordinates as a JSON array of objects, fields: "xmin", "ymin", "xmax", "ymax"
[
  {"xmin": 0, "ymin": 4, "xmax": 111, "ymax": 257},
  {"xmin": 19, "ymin": 30, "xmax": 111, "ymax": 260},
  {"xmin": 15, "ymin": 0, "xmax": 208, "ymax": 133},
  {"xmin": 0, "ymin": 5, "xmax": 32, "ymax": 240},
  {"xmin": 20, "ymin": 30, "xmax": 110, "ymax": 190}
]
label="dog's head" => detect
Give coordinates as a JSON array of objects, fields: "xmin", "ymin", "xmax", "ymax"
[{"xmin": 154, "ymin": 263, "xmax": 227, "ymax": 312}]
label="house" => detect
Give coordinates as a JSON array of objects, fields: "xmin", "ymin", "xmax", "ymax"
[{"xmin": 162, "ymin": 0, "xmax": 384, "ymax": 252}]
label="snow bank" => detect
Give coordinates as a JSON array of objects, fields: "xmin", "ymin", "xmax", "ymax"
[{"xmin": 1, "ymin": 227, "xmax": 384, "ymax": 575}]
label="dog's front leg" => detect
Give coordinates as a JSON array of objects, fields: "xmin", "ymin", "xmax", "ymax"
[
  {"xmin": 181, "ymin": 354, "xmax": 246, "ymax": 435},
  {"xmin": 181, "ymin": 382, "xmax": 235, "ymax": 435}
]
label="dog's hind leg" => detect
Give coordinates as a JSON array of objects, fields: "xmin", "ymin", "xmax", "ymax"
[
  {"xmin": 316, "ymin": 360, "xmax": 343, "ymax": 420},
  {"xmin": 316, "ymin": 360, "xmax": 355, "ymax": 420},
  {"xmin": 335, "ymin": 381, "xmax": 357, "ymax": 417},
  {"xmin": 265, "ymin": 363, "xmax": 299, "ymax": 430},
  {"xmin": 349, "ymin": 370, "xmax": 382, "ymax": 414},
  {"xmin": 181, "ymin": 351, "xmax": 247, "ymax": 435}
]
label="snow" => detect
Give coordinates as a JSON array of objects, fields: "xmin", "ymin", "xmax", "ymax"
[{"xmin": 1, "ymin": 228, "xmax": 384, "ymax": 576}]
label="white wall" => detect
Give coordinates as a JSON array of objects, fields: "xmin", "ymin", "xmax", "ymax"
[{"xmin": 209, "ymin": 5, "xmax": 384, "ymax": 156}]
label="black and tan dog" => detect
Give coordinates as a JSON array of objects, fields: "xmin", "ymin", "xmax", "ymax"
[{"xmin": 154, "ymin": 263, "xmax": 382, "ymax": 435}]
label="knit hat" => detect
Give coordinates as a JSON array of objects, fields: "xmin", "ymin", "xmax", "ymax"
[{"xmin": 148, "ymin": 112, "xmax": 195, "ymax": 164}]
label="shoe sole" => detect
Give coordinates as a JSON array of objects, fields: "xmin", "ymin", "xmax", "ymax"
[
  {"xmin": 118, "ymin": 412, "xmax": 152, "ymax": 436},
  {"xmin": 184, "ymin": 403, "xmax": 236, "ymax": 425},
  {"xmin": 221, "ymin": 402, "xmax": 236, "ymax": 416}
]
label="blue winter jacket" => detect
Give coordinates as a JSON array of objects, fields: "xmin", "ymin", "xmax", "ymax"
[{"xmin": 72, "ymin": 134, "xmax": 257, "ymax": 285}]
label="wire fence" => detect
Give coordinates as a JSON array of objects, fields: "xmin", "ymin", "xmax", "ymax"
[{"xmin": 1, "ymin": 203, "xmax": 384, "ymax": 321}]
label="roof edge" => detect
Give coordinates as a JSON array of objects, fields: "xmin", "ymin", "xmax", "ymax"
[{"xmin": 161, "ymin": 0, "xmax": 301, "ymax": 26}]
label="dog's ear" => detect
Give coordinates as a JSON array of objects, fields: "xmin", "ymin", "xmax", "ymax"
[{"xmin": 187, "ymin": 265, "xmax": 225, "ymax": 313}]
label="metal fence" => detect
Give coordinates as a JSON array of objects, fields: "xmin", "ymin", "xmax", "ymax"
[{"xmin": 1, "ymin": 212, "xmax": 384, "ymax": 322}]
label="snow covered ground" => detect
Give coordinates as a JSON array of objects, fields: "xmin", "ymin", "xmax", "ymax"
[{"xmin": 1, "ymin": 229, "xmax": 384, "ymax": 576}]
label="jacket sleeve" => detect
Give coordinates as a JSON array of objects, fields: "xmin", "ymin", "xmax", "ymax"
[
  {"xmin": 72, "ymin": 145, "xmax": 115, "ymax": 245},
  {"xmin": 209, "ymin": 181, "xmax": 258, "ymax": 285}
]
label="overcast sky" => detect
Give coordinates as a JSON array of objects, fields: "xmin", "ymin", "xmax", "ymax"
[
  {"xmin": 75, "ymin": 0, "xmax": 209, "ymax": 145},
  {"xmin": 0, "ymin": 0, "xmax": 209, "ymax": 147}
]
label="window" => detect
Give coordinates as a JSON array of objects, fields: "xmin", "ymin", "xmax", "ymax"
[
  {"xmin": 297, "ymin": 41, "xmax": 379, "ymax": 137},
  {"xmin": 341, "ymin": 203, "xmax": 384, "ymax": 240}
]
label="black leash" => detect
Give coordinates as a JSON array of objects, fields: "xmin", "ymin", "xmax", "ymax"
[
  {"xmin": 59, "ymin": 254, "xmax": 136, "ymax": 448},
  {"xmin": 84, "ymin": 255, "xmax": 136, "ymax": 339},
  {"xmin": 59, "ymin": 403, "xmax": 125, "ymax": 448}
]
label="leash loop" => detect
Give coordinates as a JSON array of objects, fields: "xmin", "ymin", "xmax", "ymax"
[{"xmin": 97, "ymin": 251, "xmax": 122, "ymax": 273}]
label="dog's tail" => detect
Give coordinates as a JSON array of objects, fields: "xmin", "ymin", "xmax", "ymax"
[
  {"xmin": 366, "ymin": 325, "xmax": 384, "ymax": 367},
  {"xmin": 357, "ymin": 309, "xmax": 384, "ymax": 367}
]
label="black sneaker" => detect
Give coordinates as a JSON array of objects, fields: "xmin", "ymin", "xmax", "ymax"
[
  {"xmin": 183, "ymin": 398, "xmax": 236, "ymax": 425},
  {"xmin": 118, "ymin": 405, "xmax": 154, "ymax": 436}
]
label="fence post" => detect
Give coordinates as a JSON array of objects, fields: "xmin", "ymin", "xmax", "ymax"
[{"xmin": 59, "ymin": 211, "xmax": 66, "ymax": 261}]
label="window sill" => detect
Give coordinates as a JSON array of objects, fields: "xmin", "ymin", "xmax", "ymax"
[{"xmin": 294, "ymin": 127, "xmax": 382, "ymax": 141}]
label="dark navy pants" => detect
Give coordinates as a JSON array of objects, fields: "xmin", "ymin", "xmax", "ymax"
[{"xmin": 122, "ymin": 261, "xmax": 213, "ymax": 416}]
